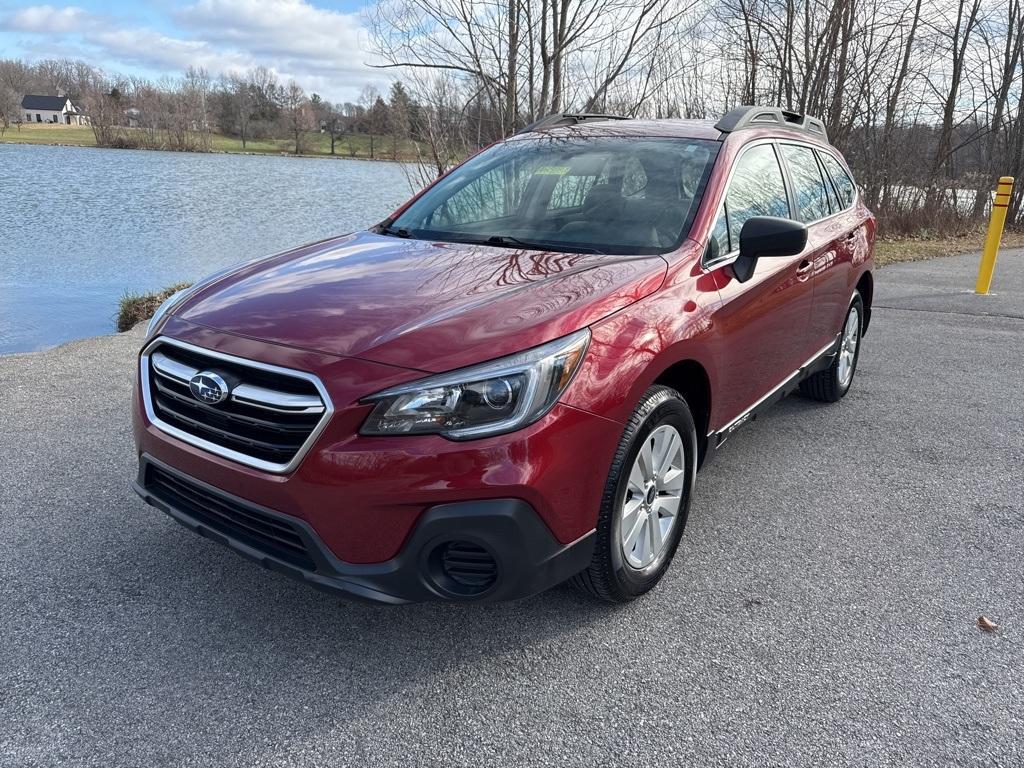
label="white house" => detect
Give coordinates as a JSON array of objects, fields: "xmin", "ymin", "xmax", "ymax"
[{"xmin": 21, "ymin": 95, "xmax": 88, "ymax": 125}]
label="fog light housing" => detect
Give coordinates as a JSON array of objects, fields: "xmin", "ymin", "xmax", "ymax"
[{"xmin": 427, "ymin": 540, "xmax": 498, "ymax": 597}]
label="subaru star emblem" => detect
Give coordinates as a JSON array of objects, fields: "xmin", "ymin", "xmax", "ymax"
[{"xmin": 189, "ymin": 371, "xmax": 229, "ymax": 405}]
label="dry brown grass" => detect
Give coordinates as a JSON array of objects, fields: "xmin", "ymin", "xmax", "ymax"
[
  {"xmin": 875, "ymin": 230, "xmax": 1024, "ymax": 267},
  {"xmin": 117, "ymin": 282, "xmax": 192, "ymax": 332}
]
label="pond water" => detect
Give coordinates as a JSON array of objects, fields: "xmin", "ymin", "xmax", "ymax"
[{"xmin": 0, "ymin": 143, "xmax": 414, "ymax": 355}]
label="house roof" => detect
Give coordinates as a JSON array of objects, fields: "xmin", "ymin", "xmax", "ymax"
[{"xmin": 21, "ymin": 95, "xmax": 71, "ymax": 111}]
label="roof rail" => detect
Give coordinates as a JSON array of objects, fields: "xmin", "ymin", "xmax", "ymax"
[
  {"xmin": 516, "ymin": 112, "xmax": 629, "ymax": 135},
  {"xmin": 714, "ymin": 106, "xmax": 829, "ymax": 143}
]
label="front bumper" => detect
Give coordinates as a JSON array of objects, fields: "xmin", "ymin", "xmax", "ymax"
[
  {"xmin": 135, "ymin": 319, "xmax": 619, "ymax": 565},
  {"xmin": 134, "ymin": 455, "xmax": 595, "ymax": 604}
]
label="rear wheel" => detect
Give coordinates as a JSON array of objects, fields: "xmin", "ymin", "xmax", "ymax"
[
  {"xmin": 799, "ymin": 293, "xmax": 864, "ymax": 403},
  {"xmin": 571, "ymin": 386, "xmax": 697, "ymax": 602}
]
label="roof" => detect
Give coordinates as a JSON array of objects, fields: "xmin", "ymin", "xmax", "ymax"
[
  {"xmin": 512, "ymin": 118, "xmax": 723, "ymax": 141},
  {"xmin": 21, "ymin": 95, "xmax": 71, "ymax": 111},
  {"xmin": 511, "ymin": 109, "xmax": 831, "ymax": 145}
]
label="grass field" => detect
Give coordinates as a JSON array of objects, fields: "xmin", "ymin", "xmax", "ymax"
[
  {"xmin": 1, "ymin": 123, "xmax": 98, "ymax": 145},
  {"xmin": 1, "ymin": 122, "xmax": 424, "ymax": 161},
  {"xmin": 874, "ymin": 230, "xmax": 1024, "ymax": 266},
  {"xmin": 209, "ymin": 130, "xmax": 423, "ymax": 161}
]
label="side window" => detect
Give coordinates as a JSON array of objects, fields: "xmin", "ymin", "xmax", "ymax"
[
  {"xmin": 815, "ymin": 154, "xmax": 841, "ymax": 213},
  {"xmin": 725, "ymin": 144, "xmax": 790, "ymax": 248},
  {"xmin": 818, "ymin": 152, "xmax": 856, "ymax": 209},
  {"xmin": 780, "ymin": 144, "xmax": 831, "ymax": 222}
]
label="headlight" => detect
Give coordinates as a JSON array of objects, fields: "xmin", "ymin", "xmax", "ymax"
[
  {"xmin": 146, "ymin": 289, "xmax": 188, "ymax": 338},
  {"xmin": 361, "ymin": 329, "xmax": 590, "ymax": 440}
]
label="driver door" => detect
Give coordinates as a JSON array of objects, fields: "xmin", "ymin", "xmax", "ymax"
[{"xmin": 705, "ymin": 141, "xmax": 815, "ymax": 428}]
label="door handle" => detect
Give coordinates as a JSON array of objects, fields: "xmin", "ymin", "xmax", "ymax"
[
  {"xmin": 796, "ymin": 259, "xmax": 813, "ymax": 281},
  {"xmin": 843, "ymin": 232, "xmax": 857, "ymax": 242}
]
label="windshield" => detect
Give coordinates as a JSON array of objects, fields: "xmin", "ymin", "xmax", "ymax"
[{"xmin": 386, "ymin": 136, "xmax": 719, "ymax": 255}]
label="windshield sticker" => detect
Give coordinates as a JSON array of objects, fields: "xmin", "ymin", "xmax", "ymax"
[{"xmin": 534, "ymin": 166, "xmax": 571, "ymax": 176}]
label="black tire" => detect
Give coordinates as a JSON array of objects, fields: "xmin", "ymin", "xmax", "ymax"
[
  {"xmin": 799, "ymin": 292, "xmax": 864, "ymax": 403},
  {"xmin": 571, "ymin": 385, "xmax": 697, "ymax": 602}
]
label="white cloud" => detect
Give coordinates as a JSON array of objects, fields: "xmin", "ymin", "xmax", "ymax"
[
  {"xmin": 90, "ymin": 27, "xmax": 253, "ymax": 75},
  {"xmin": 0, "ymin": 1, "xmax": 389, "ymax": 102},
  {"xmin": 4, "ymin": 4, "xmax": 89, "ymax": 33},
  {"xmin": 178, "ymin": 0, "xmax": 363, "ymax": 63}
]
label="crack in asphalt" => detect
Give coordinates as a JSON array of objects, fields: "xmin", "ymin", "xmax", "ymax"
[{"xmin": 874, "ymin": 304, "xmax": 1024, "ymax": 320}]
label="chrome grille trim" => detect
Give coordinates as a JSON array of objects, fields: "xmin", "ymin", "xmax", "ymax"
[
  {"xmin": 151, "ymin": 350, "xmax": 325, "ymax": 414},
  {"xmin": 231, "ymin": 384, "xmax": 325, "ymax": 414},
  {"xmin": 140, "ymin": 336, "xmax": 334, "ymax": 474},
  {"xmin": 151, "ymin": 350, "xmax": 193, "ymax": 382}
]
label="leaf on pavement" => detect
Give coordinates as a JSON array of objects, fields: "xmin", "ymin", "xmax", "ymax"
[{"xmin": 977, "ymin": 616, "xmax": 999, "ymax": 633}]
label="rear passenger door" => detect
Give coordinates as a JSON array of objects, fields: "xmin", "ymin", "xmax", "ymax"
[
  {"xmin": 705, "ymin": 142, "xmax": 816, "ymax": 426},
  {"xmin": 816, "ymin": 151, "xmax": 865, "ymax": 340},
  {"xmin": 777, "ymin": 143, "xmax": 856, "ymax": 352}
]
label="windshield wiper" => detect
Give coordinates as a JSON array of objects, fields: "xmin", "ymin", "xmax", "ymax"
[
  {"xmin": 377, "ymin": 228, "xmax": 604, "ymax": 254},
  {"xmin": 378, "ymin": 224, "xmax": 412, "ymax": 238},
  {"xmin": 484, "ymin": 235, "xmax": 605, "ymax": 255}
]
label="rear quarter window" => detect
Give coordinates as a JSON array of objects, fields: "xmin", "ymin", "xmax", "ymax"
[
  {"xmin": 779, "ymin": 144, "xmax": 831, "ymax": 223},
  {"xmin": 818, "ymin": 152, "xmax": 856, "ymax": 209}
]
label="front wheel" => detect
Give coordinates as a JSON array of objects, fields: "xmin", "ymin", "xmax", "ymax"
[
  {"xmin": 799, "ymin": 293, "xmax": 864, "ymax": 403},
  {"xmin": 571, "ymin": 386, "xmax": 697, "ymax": 602}
]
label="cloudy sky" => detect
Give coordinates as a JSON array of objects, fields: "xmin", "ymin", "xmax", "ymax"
[{"xmin": 0, "ymin": 0, "xmax": 389, "ymax": 102}]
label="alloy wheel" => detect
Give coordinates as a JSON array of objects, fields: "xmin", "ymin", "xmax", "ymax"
[
  {"xmin": 619, "ymin": 424, "xmax": 686, "ymax": 569},
  {"xmin": 837, "ymin": 305, "xmax": 860, "ymax": 388}
]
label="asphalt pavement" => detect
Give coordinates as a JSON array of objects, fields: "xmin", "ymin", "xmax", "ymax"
[{"xmin": 2, "ymin": 249, "xmax": 1022, "ymax": 767}]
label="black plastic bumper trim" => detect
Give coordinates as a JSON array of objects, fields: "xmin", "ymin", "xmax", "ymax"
[{"xmin": 133, "ymin": 455, "xmax": 595, "ymax": 604}]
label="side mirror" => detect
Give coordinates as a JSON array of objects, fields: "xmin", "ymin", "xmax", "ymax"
[{"xmin": 732, "ymin": 216, "xmax": 807, "ymax": 282}]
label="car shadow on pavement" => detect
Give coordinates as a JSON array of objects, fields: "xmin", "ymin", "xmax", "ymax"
[{"xmin": 121, "ymin": 508, "xmax": 620, "ymax": 649}]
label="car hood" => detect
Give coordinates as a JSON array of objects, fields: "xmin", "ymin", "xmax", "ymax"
[{"xmin": 175, "ymin": 231, "xmax": 667, "ymax": 372}]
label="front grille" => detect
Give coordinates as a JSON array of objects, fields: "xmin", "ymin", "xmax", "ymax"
[
  {"xmin": 145, "ymin": 463, "xmax": 316, "ymax": 570},
  {"xmin": 143, "ymin": 339, "xmax": 330, "ymax": 472}
]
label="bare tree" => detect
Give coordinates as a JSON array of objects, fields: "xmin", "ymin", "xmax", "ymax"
[
  {"xmin": 388, "ymin": 81, "xmax": 412, "ymax": 159},
  {"xmin": 359, "ymin": 85, "xmax": 384, "ymax": 158},
  {"xmin": 1, "ymin": 59, "xmax": 32, "ymax": 132},
  {"xmin": 0, "ymin": 81, "xmax": 18, "ymax": 134},
  {"xmin": 924, "ymin": 0, "xmax": 983, "ymax": 206},
  {"xmin": 226, "ymin": 73, "xmax": 255, "ymax": 149},
  {"xmin": 184, "ymin": 67, "xmax": 213, "ymax": 150},
  {"xmin": 310, "ymin": 93, "xmax": 343, "ymax": 155},
  {"xmin": 970, "ymin": 0, "xmax": 1023, "ymax": 216},
  {"xmin": 282, "ymin": 80, "xmax": 312, "ymax": 154}
]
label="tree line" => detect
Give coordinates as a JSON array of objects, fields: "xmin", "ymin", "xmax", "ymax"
[
  {"xmin": 368, "ymin": 0, "xmax": 1024, "ymax": 233},
  {"xmin": 0, "ymin": 58, "xmax": 420, "ymax": 160},
  {"xmin": 3, "ymin": 0, "xmax": 1024, "ymax": 235}
]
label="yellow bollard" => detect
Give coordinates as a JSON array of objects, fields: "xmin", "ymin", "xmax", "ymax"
[{"xmin": 975, "ymin": 176, "xmax": 1015, "ymax": 294}]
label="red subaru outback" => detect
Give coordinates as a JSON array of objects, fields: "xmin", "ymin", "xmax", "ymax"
[{"xmin": 132, "ymin": 106, "xmax": 875, "ymax": 603}]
